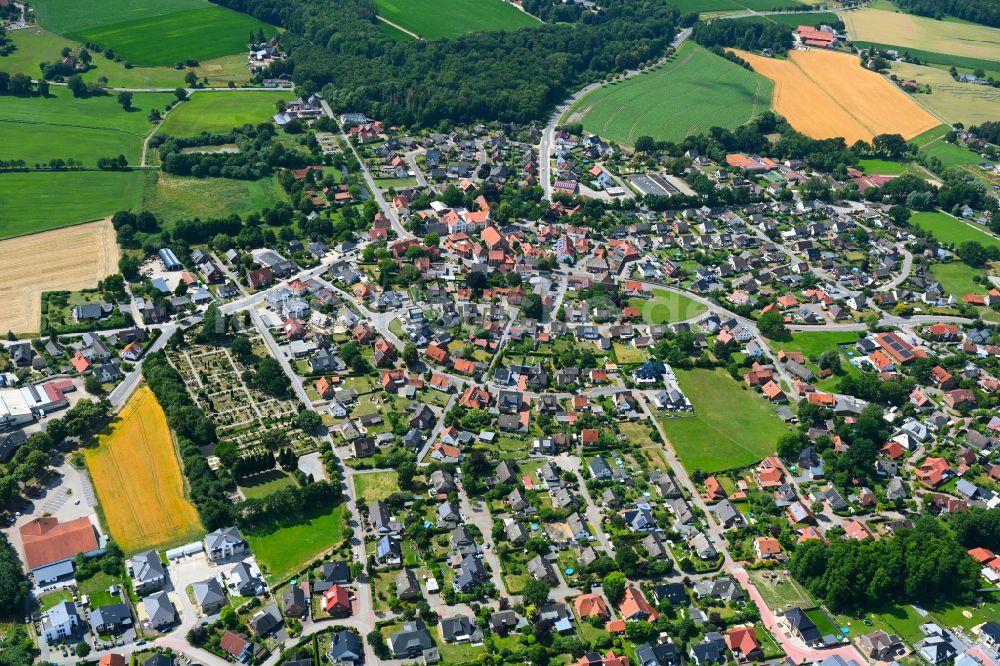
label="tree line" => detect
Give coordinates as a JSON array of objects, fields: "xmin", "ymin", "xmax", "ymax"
[
  {"xmin": 893, "ymin": 0, "xmax": 998, "ymax": 27},
  {"xmin": 692, "ymin": 20, "xmax": 793, "ymax": 55},
  {"xmin": 209, "ymin": 0, "xmax": 679, "ymax": 126}
]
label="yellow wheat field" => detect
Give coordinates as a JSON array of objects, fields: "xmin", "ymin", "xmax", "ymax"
[
  {"xmin": 0, "ymin": 219, "xmax": 119, "ymax": 335},
  {"xmin": 86, "ymin": 386, "xmax": 203, "ymax": 553},
  {"xmin": 731, "ymin": 48, "xmax": 940, "ymax": 144}
]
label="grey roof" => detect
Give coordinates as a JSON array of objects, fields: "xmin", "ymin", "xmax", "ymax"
[
  {"xmin": 389, "ymin": 620, "xmax": 434, "ymax": 656},
  {"xmin": 205, "ymin": 526, "xmax": 244, "ymax": 551},
  {"xmin": 193, "ymin": 577, "xmax": 226, "ymax": 608},
  {"xmin": 440, "ymin": 615, "xmax": 481, "ymax": 643},
  {"xmin": 143, "ymin": 591, "xmax": 176, "ymax": 627},
  {"xmin": 328, "ymin": 630, "xmax": 364, "ymax": 662},
  {"xmin": 130, "ymin": 550, "xmax": 165, "ymax": 584},
  {"xmin": 89, "ymin": 603, "xmax": 131, "ymax": 629}
]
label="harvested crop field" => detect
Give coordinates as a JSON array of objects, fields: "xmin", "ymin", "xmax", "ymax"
[
  {"xmin": 731, "ymin": 48, "xmax": 938, "ymax": 143},
  {"xmin": 890, "ymin": 62, "xmax": 1000, "ymax": 127},
  {"xmin": 840, "ymin": 9, "xmax": 1000, "ymax": 64},
  {"xmin": 565, "ymin": 42, "xmax": 773, "ymax": 146},
  {"xmin": 0, "ymin": 219, "xmax": 119, "ymax": 335},
  {"xmin": 86, "ymin": 386, "xmax": 203, "ymax": 554}
]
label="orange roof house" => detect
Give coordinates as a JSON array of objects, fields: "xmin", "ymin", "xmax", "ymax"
[
  {"xmin": 459, "ymin": 386, "xmax": 491, "ymax": 409},
  {"xmin": 756, "ymin": 457, "xmax": 784, "ymax": 488},
  {"xmin": 574, "ymin": 593, "xmax": 610, "ymax": 619},
  {"xmin": 20, "ymin": 516, "xmax": 100, "ymax": 570},
  {"xmin": 754, "ymin": 537, "xmax": 782, "ymax": 559},
  {"xmin": 321, "ymin": 584, "xmax": 352, "ymax": 615},
  {"xmin": 762, "ymin": 381, "xmax": 786, "ymax": 402},
  {"xmin": 574, "ymin": 651, "xmax": 629, "ymax": 666},
  {"xmin": 316, "ymin": 377, "xmax": 334, "ymax": 399},
  {"xmin": 581, "ymin": 428, "xmax": 599, "ymax": 444},
  {"xmin": 704, "ymin": 476, "xmax": 727, "ymax": 501},
  {"xmin": 99, "ymin": 656, "xmax": 126, "ymax": 666},
  {"xmin": 425, "ymin": 343, "xmax": 449, "ymax": 364},
  {"xmin": 453, "ymin": 358, "xmax": 476, "ymax": 375},
  {"xmin": 969, "ymin": 547, "xmax": 996, "ymax": 563},
  {"xmin": 619, "ymin": 586, "xmax": 658, "ymax": 622},
  {"xmin": 916, "ymin": 457, "xmax": 950, "ymax": 487},
  {"xmin": 726, "ymin": 626, "xmax": 762, "ymax": 661},
  {"xmin": 880, "ymin": 441, "xmax": 905, "ymax": 459},
  {"xmin": 843, "ymin": 519, "xmax": 874, "ymax": 541},
  {"xmin": 482, "ymin": 226, "xmax": 503, "ymax": 249}
]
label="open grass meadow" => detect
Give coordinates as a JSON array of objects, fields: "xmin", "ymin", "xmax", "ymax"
[
  {"xmin": 659, "ymin": 368, "xmax": 789, "ymax": 473},
  {"xmin": 1, "ymin": 28, "xmax": 253, "ymax": 88},
  {"xmin": 841, "ymin": 9, "xmax": 1000, "ymax": 67},
  {"xmin": 140, "ymin": 172, "xmax": 289, "ymax": 226},
  {"xmin": 0, "ymin": 171, "xmax": 145, "ymax": 237},
  {"xmin": 664, "ymin": 0, "xmax": 806, "ymax": 13},
  {"xmin": 0, "ymin": 88, "xmax": 174, "ymax": 165},
  {"xmin": 564, "ymin": 42, "xmax": 773, "ymax": 147},
  {"xmin": 245, "ymin": 503, "xmax": 346, "ymax": 583},
  {"xmin": 890, "ymin": 61, "xmax": 1000, "ymax": 127},
  {"xmin": 736, "ymin": 12, "xmax": 840, "ymax": 27},
  {"xmin": 768, "ymin": 330, "xmax": 860, "ymax": 358},
  {"xmin": 379, "ymin": 21, "xmax": 417, "ymax": 41},
  {"xmin": 159, "ymin": 91, "xmax": 287, "ymax": 137},
  {"xmin": 629, "ymin": 288, "xmax": 707, "ymax": 324},
  {"xmin": 931, "ymin": 261, "xmax": 981, "ymax": 298},
  {"xmin": 353, "ymin": 470, "xmax": 399, "ymax": 503},
  {"xmin": 909, "ymin": 210, "xmax": 1000, "ymax": 250},
  {"xmin": 86, "ymin": 386, "xmax": 204, "ymax": 553},
  {"xmin": 856, "ymin": 158, "xmax": 908, "ymax": 175},
  {"xmin": 32, "ymin": 0, "xmax": 275, "ymax": 66},
  {"xmin": 748, "ymin": 569, "xmax": 814, "ymax": 610},
  {"xmin": 372, "ymin": 0, "xmax": 539, "ymax": 39}
]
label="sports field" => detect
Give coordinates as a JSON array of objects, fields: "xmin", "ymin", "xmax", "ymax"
[
  {"xmin": 372, "ymin": 0, "xmax": 539, "ymax": 39},
  {"xmin": 564, "ymin": 42, "xmax": 773, "ymax": 146},
  {"xmin": 87, "ymin": 386, "xmax": 204, "ymax": 554},
  {"xmin": 0, "ymin": 88, "xmax": 173, "ymax": 165},
  {"xmin": 0, "ymin": 219, "xmax": 119, "ymax": 334},
  {"xmin": 140, "ymin": 172, "xmax": 289, "ymax": 226},
  {"xmin": 732, "ymin": 48, "xmax": 938, "ymax": 143},
  {"xmin": 32, "ymin": 0, "xmax": 275, "ymax": 66},
  {"xmin": 910, "ymin": 210, "xmax": 1000, "ymax": 250},
  {"xmin": 659, "ymin": 368, "xmax": 788, "ymax": 473},
  {"xmin": 840, "ymin": 9, "xmax": 1000, "ymax": 65},
  {"xmin": 890, "ymin": 62, "xmax": 1000, "ymax": 127},
  {"xmin": 159, "ymin": 91, "xmax": 287, "ymax": 137},
  {"xmin": 0, "ymin": 171, "xmax": 145, "ymax": 237},
  {"xmin": 629, "ymin": 288, "xmax": 707, "ymax": 323}
]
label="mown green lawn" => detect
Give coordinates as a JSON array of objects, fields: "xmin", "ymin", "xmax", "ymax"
[
  {"xmin": 659, "ymin": 368, "xmax": 788, "ymax": 473},
  {"xmin": 0, "ymin": 170, "xmax": 146, "ymax": 238},
  {"xmin": 372, "ymin": 0, "xmax": 538, "ymax": 39},
  {"xmin": 768, "ymin": 330, "xmax": 860, "ymax": 358},
  {"xmin": 245, "ymin": 503, "xmax": 346, "ymax": 583},
  {"xmin": 910, "ymin": 211, "xmax": 1000, "ymax": 250},
  {"xmin": 629, "ymin": 288, "xmax": 707, "ymax": 324},
  {"xmin": 931, "ymin": 262, "xmax": 981, "ymax": 298},
  {"xmin": 239, "ymin": 470, "xmax": 297, "ymax": 499},
  {"xmin": 159, "ymin": 91, "xmax": 288, "ymax": 137},
  {"xmin": 352, "ymin": 471, "xmax": 399, "ymax": 503},
  {"xmin": 856, "ymin": 158, "xmax": 907, "ymax": 175}
]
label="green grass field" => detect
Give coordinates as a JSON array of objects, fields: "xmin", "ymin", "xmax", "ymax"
[
  {"xmin": 0, "ymin": 171, "xmax": 145, "ymax": 238},
  {"xmin": 379, "ymin": 20, "xmax": 417, "ymax": 41},
  {"xmin": 0, "ymin": 88, "xmax": 173, "ymax": 165},
  {"xmin": 564, "ymin": 42, "xmax": 773, "ymax": 147},
  {"xmin": 659, "ymin": 368, "xmax": 789, "ymax": 473},
  {"xmin": 664, "ymin": 0, "xmax": 806, "ymax": 13},
  {"xmin": 245, "ymin": 503, "xmax": 346, "ymax": 583},
  {"xmin": 629, "ymin": 288, "xmax": 707, "ymax": 323},
  {"xmin": 140, "ymin": 172, "xmax": 289, "ymax": 226},
  {"xmin": 856, "ymin": 159, "xmax": 907, "ymax": 175},
  {"xmin": 159, "ymin": 90, "xmax": 286, "ymax": 137},
  {"xmin": 910, "ymin": 210, "xmax": 1000, "ymax": 250},
  {"xmin": 239, "ymin": 470, "xmax": 297, "ymax": 499},
  {"xmin": 891, "ymin": 61, "xmax": 1000, "ymax": 126},
  {"xmin": 32, "ymin": 0, "xmax": 275, "ymax": 66},
  {"xmin": 353, "ymin": 471, "xmax": 399, "ymax": 503},
  {"xmin": 768, "ymin": 330, "xmax": 860, "ymax": 358},
  {"xmin": 372, "ymin": 0, "xmax": 539, "ymax": 39},
  {"xmin": 1, "ymin": 29, "xmax": 253, "ymax": 88},
  {"xmin": 736, "ymin": 12, "xmax": 840, "ymax": 27},
  {"xmin": 931, "ymin": 262, "xmax": 982, "ymax": 297},
  {"xmin": 748, "ymin": 570, "xmax": 814, "ymax": 610}
]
